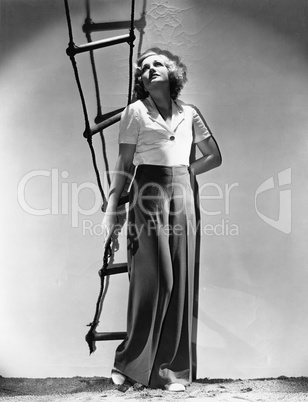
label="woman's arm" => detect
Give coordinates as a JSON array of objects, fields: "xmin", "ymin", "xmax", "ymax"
[
  {"xmin": 189, "ymin": 136, "xmax": 222, "ymax": 176},
  {"xmin": 102, "ymin": 143, "xmax": 136, "ymax": 246}
]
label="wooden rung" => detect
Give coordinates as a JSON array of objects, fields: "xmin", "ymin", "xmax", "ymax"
[
  {"xmin": 83, "ymin": 17, "xmax": 146, "ymax": 34},
  {"xmin": 94, "ymin": 331, "xmax": 127, "ymax": 341},
  {"xmin": 85, "ymin": 330, "xmax": 126, "ymax": 351},
  {"xmin": 83, "ymin": 20, "xmax": 132, "ymax": 33},
  {"xmin": 94, "ymin": 107, "xmax": 125, "ymax": 124},
  {"xmin": 84, "ymin": 111, "xmax": 122, "ymax": 137},
  {"xmin": 104, "ymin": 263, "xmax": 128, "ymax": 276},
  {"xmin": 66, "ymin": 33, "xmax": 133, "ymax": 57}
]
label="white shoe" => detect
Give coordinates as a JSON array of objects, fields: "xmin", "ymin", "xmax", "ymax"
[
  {"xmin": 165, "ymin": 383, "xmax": 185, "ymax": 392},
  {"xmin": 111, "ymin": 369, "xmax": 126, "ymax": 385}
]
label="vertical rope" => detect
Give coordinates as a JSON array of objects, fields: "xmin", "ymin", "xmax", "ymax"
[
  {"xmin": 87, "ymin": 136, "xmax": 108, "ymax": 208},
  {"xmin": 100, "ymin": 132, "xmax": 111, "ymax": 187},
  {"xmin": 84, "ymin": 0, "xmax": 110, "ymax": 188},
  {"xmin": 69, "ymin": 55, "xmax": 91, "ymax": 134},
  {"xmin": 86, "ymin": 31, "xmax": 103, "ymax": 120},
  {"xmin": 63, "ymin": 0, "xmax": 74, "ymax": 44},
  {"xmin": 84, "ymin": 0, "xmax": 103, "ymax": 120},
  {"xmin": 64, "ymin": 0, "xmax": 91, "ymax": 134}
]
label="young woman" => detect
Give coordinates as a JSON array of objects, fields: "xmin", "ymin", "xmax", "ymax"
[{"xmin": 102, "ymin": 48, "xmax": 222, "ymax": 392}]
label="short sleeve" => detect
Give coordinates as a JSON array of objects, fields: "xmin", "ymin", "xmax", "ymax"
[
  {"xmin": 118, "ymin": 104, "xmax": 140, "ymax": 144},
  {"xmin": 192, "ymin": 107, "xmax": 211, "ymax": 143}
]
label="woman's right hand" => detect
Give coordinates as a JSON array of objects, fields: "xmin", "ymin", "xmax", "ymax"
[{"xmin": 102, "ymin": 213, "xmax": 117, "ymax": 252}]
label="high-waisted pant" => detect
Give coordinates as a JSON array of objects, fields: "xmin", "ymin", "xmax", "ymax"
[{"xmin": 114, "ymin": 164, "xmax": 196, "ymax": 388}]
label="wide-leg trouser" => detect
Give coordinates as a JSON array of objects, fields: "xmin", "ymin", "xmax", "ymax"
[{"xmin": 114, "ymin": 165, "xmax": 196, "ymax": 388}]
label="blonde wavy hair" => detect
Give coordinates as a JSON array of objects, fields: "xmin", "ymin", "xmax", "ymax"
[{"xmin": 133, "ymin": 48, "xmax": 188, "ymax": 100}]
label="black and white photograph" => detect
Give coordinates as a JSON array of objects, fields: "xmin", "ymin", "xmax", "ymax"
[{"xmin": 1, "ymin": 0, "xmax": 308, "ymax": 400}]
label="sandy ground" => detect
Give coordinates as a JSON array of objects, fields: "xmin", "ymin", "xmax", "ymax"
[{"xmin": 1, "ymin": 376, "xmax": 308, "ymax": 402}]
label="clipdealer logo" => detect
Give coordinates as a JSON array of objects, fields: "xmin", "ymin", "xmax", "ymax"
[
  {"xmin": 254, "ymin": 168, "xmax": 291, "ymax": 234},
  {"xmin": 17, "ymin": 167, "xmax": 292, "ymax": 235}
]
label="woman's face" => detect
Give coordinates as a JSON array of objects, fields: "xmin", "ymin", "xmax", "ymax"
[{"xmin": 140, "ymin": 54, "xmax": 170, "ymax": 93}]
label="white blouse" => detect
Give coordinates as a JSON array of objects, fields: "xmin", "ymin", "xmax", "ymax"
[{"xmin": 118, "ymin": 96, "xmax": 211, "ymax": 167}]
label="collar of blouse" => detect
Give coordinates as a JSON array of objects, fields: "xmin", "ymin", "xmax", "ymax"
[{"xmin": 145, "ymin": 95, "xmax": 185, "ymax": 133}]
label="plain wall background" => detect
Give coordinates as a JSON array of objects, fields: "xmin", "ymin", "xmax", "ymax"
[{"xmin": 1, "ymin": 0, "xmax": 308, "ymax": 379}]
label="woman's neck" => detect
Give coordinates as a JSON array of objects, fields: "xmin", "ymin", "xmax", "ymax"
[{"xmin": 150, "ymin": 90, "xmax": 172, "ymax": 121}]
